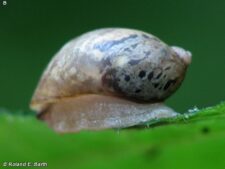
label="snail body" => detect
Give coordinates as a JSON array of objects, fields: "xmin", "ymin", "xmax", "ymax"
[{"xmin": 30, "ymin": 28, "xmax": 192, "ymax": 133}]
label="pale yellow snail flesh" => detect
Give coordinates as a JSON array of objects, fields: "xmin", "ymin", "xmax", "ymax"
[{"xmin": 30, "ymin": 28, "xmax": 192, "ymax": 133}]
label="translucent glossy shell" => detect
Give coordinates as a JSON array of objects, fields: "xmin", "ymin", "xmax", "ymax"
[{"xmin": 30, "ymin": 28, "xmax": 192, "ymax": 132}]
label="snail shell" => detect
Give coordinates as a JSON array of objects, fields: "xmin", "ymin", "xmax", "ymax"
[{"xmin": 30, "ymin": 28, "xmax": 192, "ymax": 133}]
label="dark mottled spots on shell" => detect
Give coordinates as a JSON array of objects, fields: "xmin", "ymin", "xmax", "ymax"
[
  {"xmin": 102, "ymin": 68, "xmax": 131, "ymax": 95},
  {"xmin": 128, "ymin": 57, "xmax": 146, "ymax": 65},
  {"xmin": 144, "ymin": 51, "xmax": 151, "ymax": 56},
  {"xmin": 112, "ymin": 80, "xmax": 123, "ymax": 93},
  {"xmin": 139, "ymin": 70, "xmax": 146, "ymax": 78},
  {"xmin": 102, "ymin": 69, "xmax": 122, "ymax": 91},
  {"xmin": 102, "ymin": 69, "xmax": 115, "ymax": 87},
  {"xmin": 159, "ymin": 86, "xmax": 162, "ymax": 90},
  {"xmin": 99, "ymin": 57, "xmax": 112, "ymax": 73},
  {"xmin": 156, "ymin": 72, "xmax": 162, "ymax": 79},
  {"xmin": 148, "ymin": 72, "xmax": 154, "ymax": 81},
  {"xmin": 135, "ymin": 89, "xmax": 141, "ymax": 93},
  {"xmin": 163, "ymin": 74, "xmax": 167, "ymax": 78},
  {"xmin": 165, "ymin": 66, "xmax": 171, "ymax": 70},
  {"xmin": 124, "ymin": 48, "xmax": 132, "ymax": 52},
  {"xmin": 163, "ymin": 79, "xmax": 178, "ymax": 90},
  {"xmin": 142, "ymin": 34, "xmax": 151, "ymax": 39},
  {"xmin": 103, "ymin": 57, "xmax": 112, "ymax": 66},
  {"xmin": 94, "ymin": 34, "xmax": 138, "ymax": 52},
  {"xmin": 124, "ymin": 75, "xmax": 130, "ymax": 82},
  {"xmin": 152, "ymin": 37, "xmax": 161, "ymax": 42},
  {"xmin": 153, "ymin": 83, "xmax": 159, "ymax": 88},
  {"xmin": 131, "ymin": 43, "xmax": 138, "ymax": 49}
]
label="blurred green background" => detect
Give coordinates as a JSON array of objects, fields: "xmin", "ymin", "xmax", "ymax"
[
  {"xmin": 0, "ymin": 0, "xmax": 224, "ymax": 112},
  {"xmin": 1, "ymin": 1, "xmax": 225, "ymax": 169}
]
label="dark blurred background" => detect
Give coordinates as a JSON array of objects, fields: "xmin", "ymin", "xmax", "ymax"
[{"xmin": 0, "ymin": 0, "xmax": 224, "ymax": 112}]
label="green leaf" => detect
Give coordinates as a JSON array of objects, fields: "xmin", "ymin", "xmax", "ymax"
[{"xmin": 0, "ymin": 102, "xmax": 225, "ymax": 169}]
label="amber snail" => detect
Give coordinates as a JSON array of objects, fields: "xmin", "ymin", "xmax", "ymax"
[{"xmin": 30, "ymin": 28, "xmax": 192, "ymax": 133}]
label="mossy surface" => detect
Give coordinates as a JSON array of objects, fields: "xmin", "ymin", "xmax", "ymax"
[{"xmin": 0, "ymin": 102, "xmax": 225, "ymax": 169}]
